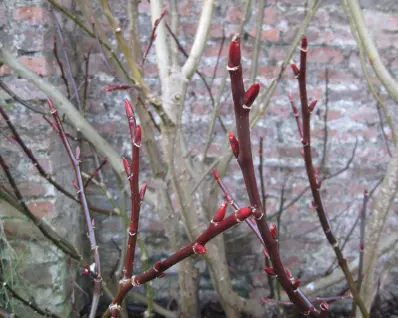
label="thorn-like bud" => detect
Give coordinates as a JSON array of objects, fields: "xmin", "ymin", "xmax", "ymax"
[
  {"xmin": 270, "ymin": 223, "xmax": 277, "ymax": 240},
  {"xmin": 236, "ymin": 207, "xmax": 252, "ymax": 221},
  {"xmin": 134, "ymin": 125, "xmax": 142, "ymax": 146},
  {"xmin": 213, "ymin": 201, "xmax": 228, "ymax": 223},
  {"xmin": 122, "ymin": 157, "xmax": 131, "ymax": 177},
  {"xmin": 228, "ymin": 34, "xmax": 241, "ymax": 69},
  {"xmin": 75, "ymin": 146, "xmax": 81, "ymax": 161},
  {"xmin": 125, "ymin": 99, "xmax": 134, "ymax": 118},
  {"xmin": 292, "ymin": 278, "xmax": 301, "ymax": 290},
  {"xmin": 291, "ymin": 63, "xmax": 300, "ymax": 77},
  {"xmin": 154, "ymin": 261, "xmax": 162, "ymax": 272},
  {"xmin": 288, "ymin": 91, "xmax": 293, "ymax": 101},
  {"xmin": 47, "ymin": 99, "xmax": 56, "ymax": 112},
  {"xmin": 229, "ymin": 131, "xmax": 240, "ymax": 158},
  {"xmin": 91, "ymin": 218, "xmax": 95, "ymax": 228},
  {"xmin": 212, "ymin": 168, "xmax": 220, "ymax": 180},
  {"xmin": 139, "ymin": 183, "xmax": 147, "ymax": 201},
  {"xmin": 154, "ymin": 8, "xmax": 167, "ymax": 27},
  {"xmin": 262, "ymin": 248, "xmax": 270, "ymax": 259},
  {"xmin": 243, "ymin": 83, "xmax": 260, "ymax": 109},
  {"xmin": 309, "ymin": 100, "xmax": 318, "ymax": 112},
  {"xmin": 317, "ymin": 179, "xmax": 323, "ymax": 189},
  {"xmin": 285, "ymin": 268, "xmax": 294, "ymax": 281},
  {"xmin": 263, "ymin": 266, "xmax": 276, "ymax": 276},
  {"xmin": 301, "ymin": 36, "xmax": 308, "ymax": 51},
  {"xmin": 72, "ymin": 180, "xmax": 79, "ymax": 191},
  {"xmin": 193, "ymin": 244, "xmax": 206, "ymax": 255},
  {"xmin": 158, "ymin": 273, "xmax": 166, "ymax": 278},
  {"xmin": 300, "ymin": 149, "xmax": 305, "ymax": 158}
]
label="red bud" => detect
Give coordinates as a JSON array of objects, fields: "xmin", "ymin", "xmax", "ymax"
[
  {"xmin": 134, "ymin": 125, "xmax": 142, "ymax": 146},
  {"xmin": 193, "ymin": 244, "xmax": 206, "ymax": 255},
  {"xmin": 158, "ymin": 272, "xmax": 166, "ymax": 278},
  {"xmin": 229, "ymin": 131, "xmax": 239, "ymax": 158},
  {"xmin": 72, "ymin": 180, "xmax": 79, "ymax": 191},
  {"xmin": 122, "ymin": 157, "xmax": 131, "ymax": 176},
  {"xmin": 139, "ymin": 183, "xmax": 147, "ymax": 201},
  {"xmin": 125, "ymin": 99, "xmax": 134, "ymax": 118},
  {"xmin": 270, "ymin": 223, "xmax": 277, "ymax": 240},
  {"xmin": 263, "ymin": 266, "xmax": 276, "ymax": 276},
  {"xmin": 237, "ymin": 207, "xmax": 252, "ymax": 221},
  {"xmin": 311, "ymin": 201, "xmax": 317, "ymax": 208},
  {"xmin": 285, "ymin": 268, "xmax": 294, "ymax": 280},
  {"xmin": 292, "ymin": 278, "xmax": 301, "ymax": 290},
  {"xmin": 154, "ymin": 261, "xmax": 162, "ymax": 272},
  {"xmin": 75, "ymin": 146, "xmax": 81, "ymax": 161},
  {"xmin": 291, "ymin": 63, "xmax": 300, "ymax": 77},
  {"xmin": 300, "ymin": 149, "xmax": 305, "ymax": 158},
  {"xmin": 309, "ymin": 100, "xmax": 318, "ymax": 112},
  {"xmin": 212, "ymin": 168, "xmax": 220, "ymax": 180},
  {"xmin": 213, "ymin": 201, "xmax": 228, "ymax": 223},
  {"xmin": 262, "ymin": 248, "xmax": 270, "ymax": 259},
  {"xmin": 228, "ymin": 34, "xmax": 241, "ymax": 69},
  {"xmin": 288, "ymin": 91, "xmax": 293, "ymax": 101},
  {"xmin": 317, "ymin": 179, "xmax": 323, "ymax": 189},
  {"xmin": 47, "ymin": 99, "xmax": 56, "ymax": 112},
  {"xmin": 320, "ymin": 301, "xmax": 329, "ymax": 311},
  {"xmin": 301, "ymin": 36, "xmax": 308, "ymax": 51},
  {"xmin": 243, "ymin": 83, "xmax": 260, "ymax": 109}
]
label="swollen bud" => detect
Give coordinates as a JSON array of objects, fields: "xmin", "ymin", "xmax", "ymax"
[
  {"xmin": 291, "ymin": 63, "xmax": 300, "ymax": 77},
  {"xmin": 263, "ymin": 266, "xmax": 276, "ymax": 276},
  {"xmin": 122, "ymin": 157, "xmax": 131, "ymax": 176},
  {"xmin": 292, "ymin": 278, "xmax": 301, "ymax": 290},
  {"xmin": 285, "ymin": 268, "xmax": 294, "ymax": 281},
  {"xmin": 154, "ymin": 261, "xmax": 162, "ymax": 272},
  {"xmin": 301, "ymin": 36, "xmax": 308, "ymax": 51},
  {"xmin": 243, "ymin": 83, "xmax": 260, "ymax": 109},
  {"xmin": 228, "ymin": 34, "xmax": 241, "ymax": 69},
  {"xmin": 213, "ymin": 201, "xmax": 228, "ymax": 223},
  {"xmin": 134, "ymin": 125, "xmax": 142, "ymax": 146},
  {"xmin": 236, "ymin": 207, "xmax": 252, "ymax": 221},
  {"xmin": 309, "ymin": 100, "xmax": 318, "ymax": 112},
  {"xmin": 139, "ymin": 183, "xmax": 147, "ymax": 201},
  {"xmin": 229, "ymin": 131, "xmax": 240, "ymax": 158},
  {"xmin": 124, "ymin": 99, "xmax": 134, "ymax": 118},
  {"xmin": 212, "ymin": 168, "xmax": 220, "ymax": 180},
  {"xmin": 193, "ymin": 244, "xmax": 206, "ymax": 255}
]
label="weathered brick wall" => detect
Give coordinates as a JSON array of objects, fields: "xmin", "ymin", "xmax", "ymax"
[{"xmin": 1, "ymin": 0, "xmax": 398, "ymax": 316}]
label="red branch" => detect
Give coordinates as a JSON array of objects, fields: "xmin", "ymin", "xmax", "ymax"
[
  {"xmin": 227, "ymin": 34, "xmax": 318, "ymax": 317},
  {"xmin": 47, "ymin": 99, "xmax": 101, "ymax": 318},
  {"xmin": 290, "ymin": 36, "xmax": 368, "ymax": 318}
]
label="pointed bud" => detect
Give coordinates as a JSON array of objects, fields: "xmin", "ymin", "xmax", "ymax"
[
  {"xmin": 75, "ymin": 146, "xmax": 81, "ymax": 161},
  {"xmin": 288, "ymin": 91, "xmax": 293, "ymax": 101},
  {"xmin": 213, "ymin": 201, "xmax": 228, "ymax": 223},
  {"xmin": 212, "ymin": 168, "xmax": 220, "ymax": 180},
  {"xmin": 291, "ymin": 63, "xmax": 300, "ymax": 77},
  {"xmin": 300, "ymin": 149, "xmax": 305, "ymax": 158},
  {"xmin": 72, "ymin": 180, "xmax": 79, "ymax": 190},
  {"xmin": 154, "ymin": 261, "xmax": 162, "ymax": 272},
  {"xmin": 47, "ymin": 99, "xmax": 56, "ymax": 112},
  {"xmin": 243, "ymin": 83, "xmax": 260, "ymax": 109},
  {"xmin": 122, "ymin": 157, "xmax": 131, "ymax": 176},
  {"xmin": 262, "ymin": 248, "xmax": 270, "ymax": 259},
  {"xmin": 309, "ymin": 100, "xmax": 318, "ymax": 112},
  {"xmin": 237, "ymin": 207, "xmax": 252, "ymax": 221},
  {"xmin": 134, "ymin": 125, "xmax": 142, "ymax": 146},
  {"xmin": 292, "ymin": 278, "xmax": 301, "ymax": 290},
  {"xmin": 311, "ymin": 201, "xmax": 317, "ymax": 208},
  {"xmin": 301, "ymin": 36, "xmax": 308, "ymax": 51},
  {"xmin": 91, "ymin": 218, "xmax": 95, "ymax": 228},
  {"xmin": 270, "ymin": 223, "xmax": 277, "ymax": 240},
  {"xmin": 158, "ymin": 272, "xmax": 166, "ymax": 278},
  {"xmin": 285, "ymin": 268, "xmax": 294, "ymax": 281},
  {"xmin": 193, "ymin": 244, "xmax": 206, "ymax": 255},
  {"xmin": 229, "ymin": 131, "xmax": 239, "ymax": 158},
  {"xmin": 263, "ymin": 266, "xmax": 276, "ymax": 276},
  {"xmin": 124, "ymin": 99, "xmax": 134, "ymax": 118},
  {"xmin": 139, "ymin": 183, "xmax": 147, "ymax": 201},
  {"xmin": 228, "ymin": 34, "xmax": 241, "ymax": 69},
  {"xmin": 317, "ymin": 179, "xmax": 323, "ymax": 189}
]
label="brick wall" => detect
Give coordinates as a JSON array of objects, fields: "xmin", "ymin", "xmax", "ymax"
[{"xmin": 1, "ymin": 0, "xmax": 398, "ymax": 316}]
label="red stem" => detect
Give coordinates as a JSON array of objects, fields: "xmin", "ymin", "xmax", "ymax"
[
  {"xmin": 47, "ymin": 99, "xmax": 101, "ymax": 318},
  {"xmin": 293, "ymin": 36, "xmax": 368, "ymax": 318},
  {"xmin": 227, "ymin": 34, "xmax": 318, "ymax": 317}
]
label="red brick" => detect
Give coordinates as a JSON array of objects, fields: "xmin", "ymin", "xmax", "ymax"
[
  {"xmin": 27, "ymin": 201, "xmax": 54, "ymax": 218},
  {"xmin": 13, "ymin": 6, "xmax": 49, "ymax": 25},
  {"xmin": 258, "ymin": 66, "xmax": 279, "ymax": 79},
  {"xmin": 18, "ymin": 183, "xmax": 47, "ymax": 198},
  {"xmin": 19, "ymin": 56, "xmax": 54, "ymax": 76},
  {"xmin": 262, "ymin": 28, "xmax": 280, "ymax": 42}
]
